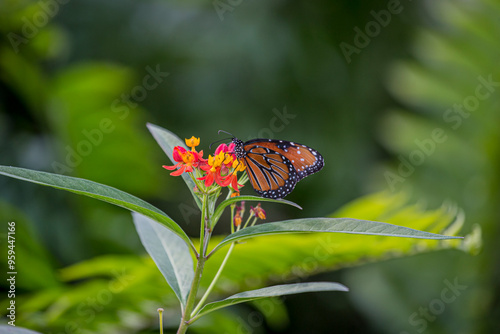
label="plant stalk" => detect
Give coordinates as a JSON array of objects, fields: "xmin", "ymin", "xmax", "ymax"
[
  {"xmin": 176, "ymin": 194, "xmax": 210, "ymax": 334},
  {"xmin": 190, "ymin": 241, "xmax": 236, "ymax": 318},
  {"xmin": 158, "ymin": 308, "xmax": 164, "ymax": 334},
  {"xmin": 176, "ymin": 253, "xmax": 206, "ymax": 334}
]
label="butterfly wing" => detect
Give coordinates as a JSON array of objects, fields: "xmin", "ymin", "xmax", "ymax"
[
  {"xmin": 239, "ymin": 139, "xmax": 324, "ymax": 199},
  {"xmin": 244, "ymin": 139, "xmax": 324, "ymax": 181},
  {"xmin": 241, "ymin": 143, "xmax": 299, "ymax": 199}
]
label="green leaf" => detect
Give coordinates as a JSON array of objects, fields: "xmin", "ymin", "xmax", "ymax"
[
  {"xmin": 211, "ymin": 195, "xmax": 302, "ymax": 228},
  {"xmin": 0, "ymin": 165, "xmax": 195, "ymax": 252},
  {"xmin": 132, "ymin": 212, "xmax": 194, "ymax": 307},
  {"xmin": 210, "ymin": 217, "xmax": 462, "ymax": 255},
  {"xmin": 59, "ymin": 255, "xmax": 145, "ymax": 282},
  {"xmin": 147, "ymin": 123, "xmax": 202, "ymax": 209},
  {"xmin": 194, "ymin": 282, "xmax": 348, "ymax": 320},
  {"xmin": 200, "ymin": 192, "xmax": 477, "ymax": 294},
  {"xmin": 0, "ymin": 326, "xmax": 43, "ymax": 334}
]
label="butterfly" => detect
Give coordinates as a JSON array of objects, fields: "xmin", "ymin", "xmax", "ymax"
[{"xmin": 219, "ymin": 131, "xmax": 324, "ymax": 199}]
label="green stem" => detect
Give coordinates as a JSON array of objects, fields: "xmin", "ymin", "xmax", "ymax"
[
  {"xmin": 249, "ymin": 217, "xmax": 258, "ymax": 227},
  {"xmin": 242, "ymin": 214, "xmax": 254, "ymax": 229},
  {"xmin": 158, "ymin": 308, "xmax": 164, "ymax": 334},
  {"xmin": 199, "ymin": 195, "xmax": 207, "ymax": 257},
  {"xmin": 230, "ymin": 204, "xmax": 236, "ymax": 234},
  {"xmin": 176, "ymin": 194, "xmax": 211, "ymax": 334},
  {"xmin": 189, "ymin": 172, "xmax": 203, "ymax": 191},
  {"xmin": 176, "ymin": 252, "xmax": 206, "ymax": 334},
  {"xmin": 190, "ymin": 242, "xmax": 236, "ymax": 318}
]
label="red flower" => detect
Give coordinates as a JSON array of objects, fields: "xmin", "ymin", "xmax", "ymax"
[
  {"xmin": 223, "ymin": 171, "xmax": 244, "ymax": 192},
  {"xmin": 198, "ymin": 152, "xmax": 228, "ymax": 187},
  {"xmin": 215, "ymin": 143, "xmax": 236, "ymax": 165},
  {"xmin": 163, "ymin": 138, "xmax": 247, "ymax": 194},
  {"xmin": 222, "ymin": 158, "xmax": 246, "ymax": 191},
  {"xmin": 163, "ymin": 146, "xmax": 204, "ymax": 176},
  {"xmin": 197, "ymin": 167, "xmax": 225, "ymax": 187}
]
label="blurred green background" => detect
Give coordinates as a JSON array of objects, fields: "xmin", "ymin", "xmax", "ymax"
[{"xmin": 0, "ymin": 0, "xmax": 498, "ymax": 333}]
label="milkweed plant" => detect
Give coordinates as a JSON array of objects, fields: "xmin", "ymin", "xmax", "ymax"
[{"xmin": 0, "ymin": 124, "xmax": 463, "ymax": 334}]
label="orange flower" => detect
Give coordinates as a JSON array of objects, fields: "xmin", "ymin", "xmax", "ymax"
[
  {"xmin": 234, "ymin": 210, "xmax": 242, "ymax": 227},
  {"xmin": 250, "ymin": 203, "xmax": 266, "ymax": 220},
  {"xmin": 185, "ymin": 136, "xmax": 200, "ymax": 151},
  {"xmin": 233, "ymin": 201, "xmax": 245, "ymax": 227}
]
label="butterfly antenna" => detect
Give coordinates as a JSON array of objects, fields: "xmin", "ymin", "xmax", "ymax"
[
  {"xmin": 209, "ymin": 137, "xmax": 232, "ymax": 149},
  {"xmin": 209, "ymin": 130, "xmax": 236, "ymax": 149},
  {"xmin": 218, "ymin": 130, "xmax": 235, "ymax": 138}
]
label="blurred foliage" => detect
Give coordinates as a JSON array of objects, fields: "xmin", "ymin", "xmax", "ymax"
[
  {"xmin": 0, "ymin": 191, "xmax": 476, "ymax": 333},
  {"xmin": 0, "ymin": 0, "xmax": 498, "ymax": 333},
  {"xmin": 0, "ymin": 203, "xmax": 59, "ymax": 290},
  {"xmin": 362, "ymin": 1, "xmax": 500, "ymax": 334}
]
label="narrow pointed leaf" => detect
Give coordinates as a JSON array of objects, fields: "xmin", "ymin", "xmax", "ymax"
[
  {"xmin": 211, "ymin": 195, "xmax": 302, "ymax": 228},
  {"xmin": 194, "ymin": 282, "xmax": 348, "ymax": 320},
  {"xmin": 211, "ymin": 217, "xmax": 463, "ymax": 255},
  {"xmin": 0, "ymin": 165, "xmax": 194, "ymax": 251},
  {"xmin": 133, "ymin": 212, "xmax": 194, "ymax": 307},
  {"xmin": 147, "ymin": 123, "xmax": 202, "ymax": 209}
]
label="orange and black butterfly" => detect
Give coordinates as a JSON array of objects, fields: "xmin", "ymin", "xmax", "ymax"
[{"xmin": 220, "ymin": 131, "xmax": 324, "ymax": 199}]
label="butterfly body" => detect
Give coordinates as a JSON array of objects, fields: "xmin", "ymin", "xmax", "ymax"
[{"xmin": 232, "ymin": 137, "xmax": 324, "ymax": 199}]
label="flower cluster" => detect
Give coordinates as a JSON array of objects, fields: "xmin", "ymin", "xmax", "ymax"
[{"xmin": 163, "ymin": 136, "xmax": 246, "ymax": 194}]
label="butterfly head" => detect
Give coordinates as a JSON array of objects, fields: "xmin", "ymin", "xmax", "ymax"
[
  {"xmin": 214, "ymin": 130, "xmax": 245, "ymax": 158},
  {"xmin": 231, "ymin": 137, "xmax": 245, "ymax": 158}
]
